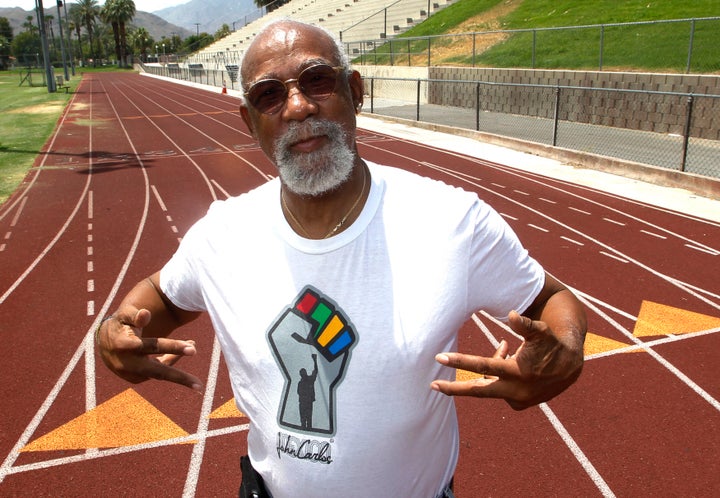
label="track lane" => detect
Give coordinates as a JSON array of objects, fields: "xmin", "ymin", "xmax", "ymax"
[{"xmin": 1, "ymin": 72, "xmax": 718, "ymax": 497}]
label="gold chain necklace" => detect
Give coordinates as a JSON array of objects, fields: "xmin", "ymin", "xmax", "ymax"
[{"xmin": 281, "ymin": 165, "xmax": 367, "ymax": 239}]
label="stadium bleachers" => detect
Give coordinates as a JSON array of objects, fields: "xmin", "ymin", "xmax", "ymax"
[{"xmin": 186, "ymin": 0, "xmax": 455, "ymax": 69}]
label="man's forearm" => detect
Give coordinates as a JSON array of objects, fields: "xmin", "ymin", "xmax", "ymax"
[{"xmin": 114, "ymin": 272, "xmax": 200, "ymax": 338}]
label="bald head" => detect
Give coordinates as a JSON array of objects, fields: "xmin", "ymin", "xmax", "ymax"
[{"xmin": 240, "ymin": 20, "xmax": 348, "ymax": 91}]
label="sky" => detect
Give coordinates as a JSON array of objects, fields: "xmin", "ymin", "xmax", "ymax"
[{"xmin": 0, "ymin": 1, "xmax": 189, "ymax": 13}]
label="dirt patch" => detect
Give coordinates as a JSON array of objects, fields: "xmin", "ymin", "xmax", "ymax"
[
  {"xmin": 8, "ymin": 103, "xmax": 64, "ymax": 115},
  {"xmin": 413, "ymin": 0, "xmax": 522, "ymax": 65}
]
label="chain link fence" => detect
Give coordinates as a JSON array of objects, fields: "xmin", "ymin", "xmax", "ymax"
[
  {"xmin": 364, "ymin": 76, "xmax": 720, "ymax": 179},
  {"xmin": 348, "ymin": 17, "xmax": 720, "ymax": 74}
]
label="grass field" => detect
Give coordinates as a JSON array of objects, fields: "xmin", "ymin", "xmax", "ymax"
[
  {"xmin": 0, "ymin": 69, "xmax": 75, "ymax": 205},
  {"xmin": 0, "ymin": 67, "xmax": 135, "ymax": 206},
  {"xmin": 384, "ymin": 0, "xmax": 720, "ymax": 72}
]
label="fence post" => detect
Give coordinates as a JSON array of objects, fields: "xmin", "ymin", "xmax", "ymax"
[
  {"xmin": 416, "ymin": 79, "xmax": 421, "ymax": 121},
  {"xmin": 599, "ymin": 24, "xmax": 605, "ymax": 71},
  {"xmin": 552, "ymin": 86, "xmax": 561, "ymax": 146},
  {"xmin": 532, "ymin": 29, "xmax": 536, "ymax": 68},
  {"xmin": 472, "ymin": 33, "xmax": 476, "ymax": 67},
  {"xmin": 370, "ymin": 77, "xmax": 374, "ymax": 114},
  {"xmin": 686, "ymin": 18, "xmax": 696, "ymax": 74},
  {"xmin": 681, "ymin": 95, "xmax": 694, "ymax": 172},
  {"xmin": 475, "ymin": 82, "xmax": 481, "ymax": 131},
  {"xmin": 427, "ymin": 37, "xmax": 431, "ymax": 67}
]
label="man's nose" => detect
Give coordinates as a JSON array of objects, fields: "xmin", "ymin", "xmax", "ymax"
[{"xmin": 283, "ymin": 82, "xmax": 318, "ymax": 118}]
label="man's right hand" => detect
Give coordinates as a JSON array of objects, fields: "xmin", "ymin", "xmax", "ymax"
[{"xmin": 96, "ymin": 307, "xmax": 204, "ymax": 391}]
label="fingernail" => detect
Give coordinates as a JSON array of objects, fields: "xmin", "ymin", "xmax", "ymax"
[{"xmin": 435, "ymin": 354, "xmax": 449, "ymax": 364}]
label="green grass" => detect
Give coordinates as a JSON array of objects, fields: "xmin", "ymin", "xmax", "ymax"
[
  {"xmin": 0, "ymin": 66, "xmax": 135, "ymax": 207},
  {"xmin": 0, "ymin": 69, "xmax": 80, "ymax": 206},
  {"xmin": 372, "ymin": 0, "xmax": 720, "ymax": 72}
]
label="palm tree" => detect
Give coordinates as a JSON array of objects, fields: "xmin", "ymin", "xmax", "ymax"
[
  {"xmin": 75, "ymin": 0, "xmax": 99, "ymax": 64},
  {"xmin": 101, "ymin": 0, "xmax": 136, "ymax": 67},
  {"xmin": 130, "ymin": 26, "xmax": 152, "ymax": 62}
]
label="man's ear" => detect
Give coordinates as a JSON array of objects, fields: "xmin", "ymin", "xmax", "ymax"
[
  {"xmin": 348, "ymin": 70, "xmax": 364, "ymax": 114},
  {"xmin": 239, "ymin": 104, "xmax": 256, "ymax": 138}
]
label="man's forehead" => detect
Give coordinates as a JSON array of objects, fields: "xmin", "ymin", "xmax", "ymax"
[{"xmin": 243, "ymin": 24, "xmax": 335, "ymax": 77}]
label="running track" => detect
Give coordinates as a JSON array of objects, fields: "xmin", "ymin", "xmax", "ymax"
[{"xmin": 0, "ymin": 72, "xmax": 718, "ymax": 497}]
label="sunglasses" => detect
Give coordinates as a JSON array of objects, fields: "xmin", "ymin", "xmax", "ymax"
[{"xmin": 243, "ymin": 64, "xmax": 346, "ymax": 115}]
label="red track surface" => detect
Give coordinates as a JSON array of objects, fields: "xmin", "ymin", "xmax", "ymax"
[{"xmin": 1, "ymin": 72, "xmax": 718, "ymax": 497}]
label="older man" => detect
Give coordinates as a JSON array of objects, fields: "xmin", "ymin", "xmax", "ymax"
[{"xmin": 97, "ymin": 19, "xmax": 586, "ymax": 498}]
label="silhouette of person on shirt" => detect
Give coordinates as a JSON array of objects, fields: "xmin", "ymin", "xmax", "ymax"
[{"xmin": 297, "ymin": 354, "xmax": 318, "ymax": 429}]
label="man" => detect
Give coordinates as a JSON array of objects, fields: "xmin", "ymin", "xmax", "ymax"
[{"xmin": 97, "ymin": 19, "xmax": 586, "ymax": 498}]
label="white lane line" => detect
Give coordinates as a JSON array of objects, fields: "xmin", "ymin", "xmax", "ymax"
[
  {"xmin": 513, "ymin": 189, "xmax": 530, "ymax": 196},
  {"xmin": 211, "ymin": 179, "xmax": 231, "ymax": 199},
  {"xmin": 540, "ymin": 197, "xmax": 557, "ymax": 204},
  {"xmin": 491, "ymin": 182, "xmax": 506, "ymax": 189},
  {"xmin": 4, "ymin": 424, "xmax": 249, "ymax": 476},
  {"xmin": 576, "ymin": 293, "xmax": 720, "ymax": 413},
  {"xmin": 603, "ymin": 217, "xmax": 625, "ymax": 226},
  {"xmin": 10, "ymin": 197, "xmax": 28, "ymax": 227},
  {"xmin": 599, "ymin": 251, "xmax": 629, "ymax": 263},
  {"xmin": 151, "ymin": 184, "xmax": 168, "ymax": 212},
  {"xmin": 641, "ymin": 229, "xmax": 667, "ymax": 239},
  {"xmin": 561, "ymin": 236, "xmax": 584, "ymax": 246},
  {"xmin": 569, "ymin": 206, "xmax": 592, "ymax": 215},
  {"xmin": 472, "ymin": 311, "xmax": 616, "ymax": 497},
  {"xmin": 540, "ymin": 404, "xmax": 616, "ymax": 497},
  {"xmin": 685, "ymin": 244, "xmax": 720, "ymax": 256},
  {"xmin": 500, "ymin": 213, "xmax": 518, "ymax": 221},
  {"xmin": 528, "ymin": 223, "xmax": 549, "ymax": 232}
]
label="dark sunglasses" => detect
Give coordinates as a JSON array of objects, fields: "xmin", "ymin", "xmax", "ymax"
[{"xmin": 243, "ymin": 64, "xmax": 346, "ymax": 115}]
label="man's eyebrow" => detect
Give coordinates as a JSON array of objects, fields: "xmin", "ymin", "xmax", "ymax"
[{"xmin": 251, "ymin": 58, "xmax": 336, "ymax": 82}]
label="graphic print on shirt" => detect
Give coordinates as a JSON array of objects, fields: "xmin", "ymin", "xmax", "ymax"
[{"xmin": 268, "ymin": 286, "xmax": 358, "ymax": 437}]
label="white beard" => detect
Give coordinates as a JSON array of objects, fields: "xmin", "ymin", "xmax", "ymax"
[{"xmin": 274, "ymin": 119, "xmax": 355, "ymax": 196}]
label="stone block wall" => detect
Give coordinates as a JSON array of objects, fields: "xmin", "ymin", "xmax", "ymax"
[{"xmin": 357, "ymin": 66, "xmax": 720, "ymax": 140}]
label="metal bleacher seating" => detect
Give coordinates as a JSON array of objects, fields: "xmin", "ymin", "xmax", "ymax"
[{"xmin": 185, "ymin": 0, "xmax": 455, "ymax": 70}]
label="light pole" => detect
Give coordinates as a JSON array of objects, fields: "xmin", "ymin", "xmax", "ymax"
[
  {"xmin": 56, "ymin": 0, "xmax": 69, "ymax": 81},
  {"xmin": 35, "ymin": 0, "xmax": 56, "ymax": 92}
]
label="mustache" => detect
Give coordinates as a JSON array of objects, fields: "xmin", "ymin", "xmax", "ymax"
[{"xmin": 277, "ymin": 118, "xmax": 345, "ymax": 149}]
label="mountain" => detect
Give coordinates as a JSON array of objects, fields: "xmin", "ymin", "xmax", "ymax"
[
  {"xmin": 0, "ymin": 7, "xmax": 192, "ymax": 41},
  {"xmin": 155, "ymin": 0, "xmax": 258, "ymax": 35}
]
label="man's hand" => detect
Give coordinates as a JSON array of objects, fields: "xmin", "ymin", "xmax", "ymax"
[
  {"xmin": 430, "ymin": 310, "xmax": 584, "ymax": 410},
  {"xmin": 96, "ymin": 307, "xmax": 204, "ymax": 392}
]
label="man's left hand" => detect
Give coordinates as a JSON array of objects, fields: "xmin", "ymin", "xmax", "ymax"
[{"xmin": 431, "ymin": 310, "xmax": 584, "ymax": 410}]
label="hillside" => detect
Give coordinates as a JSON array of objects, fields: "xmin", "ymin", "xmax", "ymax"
[
  {"xmin": 396, "ymin": 0, "xmax": 720, "ymax": 72},
  {"xmin": 0, "ymin": 7, "xmax": 191, "ymax": 41}
]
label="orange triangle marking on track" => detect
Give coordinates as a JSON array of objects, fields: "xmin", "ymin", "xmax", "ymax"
[
  {"xmin": 633, "ymin": 301, "xmax": 720, "ymax": 337},
  {"xmin": 209, "ymin": 398, "xmax": 245, "ymax": 419},
  {"xmin": 21, "ymin": 389, "xmax": 190, "ymax": 452},
  {"xmin": 583, "ymin": 332, "xmax": 639, "ymax": 356}
]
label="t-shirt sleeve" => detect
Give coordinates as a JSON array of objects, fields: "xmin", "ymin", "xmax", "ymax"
[
  {"xmin": 159, "ymin": 217, "xmax": 209, "ymax": 313},
  {"xmin": 466, "ymin": 199, "xmax": 545, "ymax": 320}
]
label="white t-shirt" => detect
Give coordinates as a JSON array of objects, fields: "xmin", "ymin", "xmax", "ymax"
[{"xmin": 160, "ymin": 162, "xmax": 544, "ymax": 498}]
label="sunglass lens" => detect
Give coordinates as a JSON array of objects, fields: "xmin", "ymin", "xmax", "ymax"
[
  {"xmin": 299, "ymin": 65, "xmax": 339, "ymax": 100},
  {"xmin": 248, "ymin": 80, "xmax": 286, "ymax": 114}
]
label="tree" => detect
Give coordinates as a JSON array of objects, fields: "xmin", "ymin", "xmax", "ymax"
[
  {"xmin": 101, "ymin": 0, "xmax": 136, "ymax": 67},
  {"xmin": 215, "ymin": 24, "xmax": 231, "ymax": 40},
  {"xmin": 75, "ymin": 0, "xmax": 100, "ymax": 64},
  {"xmin": 11, "ymin": 30, "xmax": 41, "ymax": 66},
  {"xmin": 253, "ymin": 0, "xmax": 289, "ymax": 13},
  {"xmin": 130, "ymin": 26, "xmax": 153, "ymax": 62},
  {"xmin": 22, "ymin": 15, "xmax": 37, "ymax": 34}
]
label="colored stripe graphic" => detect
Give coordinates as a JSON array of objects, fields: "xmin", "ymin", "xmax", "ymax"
[{"xmin": 294, "ymin": 288, "xmax": 356, "ymax": 361}]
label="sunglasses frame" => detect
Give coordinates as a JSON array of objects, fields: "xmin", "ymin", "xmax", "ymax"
[{"xmin": 243, "ymin": 64, "xmax": 347, "ymax": 115}]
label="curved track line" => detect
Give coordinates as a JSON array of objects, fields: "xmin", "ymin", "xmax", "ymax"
[
  {"xmin": 470, "ymin": 310, "xmax": 615, "ymax": 496},
  {"xmin": 0, "ymin": 88, "xmax": 93, "ymax": 305},
  {"xmin": 112, "ymin": 79, "xmax": 272, "ymax": 181},
  {"xmin": 0, "ymin": 88, "xmax": 83, "ymax": 222}
]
